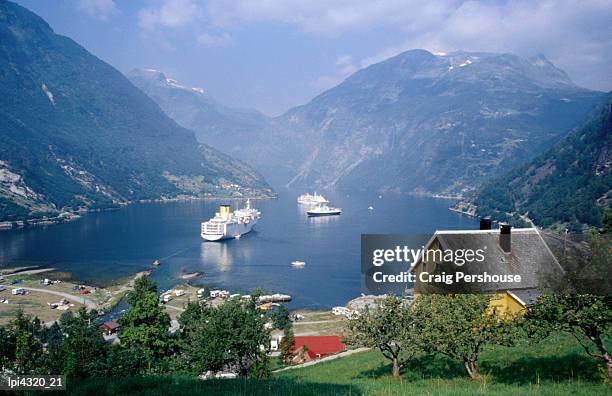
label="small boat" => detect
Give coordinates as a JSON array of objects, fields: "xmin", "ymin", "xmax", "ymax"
[
  {"xmin": 152, "ymin": 260, "xmax": 160, "ymax": 266},
  {"xmin": 368, "ymin": 206, "xmax": 374, "ymax": 210},
  {"xmin": 291, "ymin": 260, "xmax": 306, "ymax": 267},
  {"xmin": 307, "ymin": 205, "xmax": 342, "ymax": 217}
]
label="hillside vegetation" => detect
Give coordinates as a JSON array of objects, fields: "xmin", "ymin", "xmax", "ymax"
[
  {"xmin": 68, "ymin": 334, "xmax": 610, "ymax": 395},
  {"xmin": 471, "ymin": 94, "xmax": 612, "ymax": 229},
  {"xmin": 0, "ymin": 1, "xmax": 273, "ymax": 222}
]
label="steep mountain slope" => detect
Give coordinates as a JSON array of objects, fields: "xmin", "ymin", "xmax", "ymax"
[
  {"xmin": 128, "ymin": 69, "xmax": 303, "ymax": 185},
  {"xmin": 278, "ymin": 50, "xmax": 606, "ymax": 195},
  {"xmin": 468, "ymin": 93, "xmax": 612, "ymax": 229},
  {"xmin": 0, "ymin": 1, "xmax": 273, "ymax": 222}
]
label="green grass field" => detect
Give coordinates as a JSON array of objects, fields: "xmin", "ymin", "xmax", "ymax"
[{"xmin": 66, "ymin": 334, "xmax": 610, "ymax": 395}]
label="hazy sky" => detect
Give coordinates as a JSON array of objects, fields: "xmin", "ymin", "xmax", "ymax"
[{"xmin": 15, "ymin": 0, "xmax": 612, "ymax": 116}]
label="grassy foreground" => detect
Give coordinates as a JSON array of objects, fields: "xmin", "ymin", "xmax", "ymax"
[{"xmin": 65, "ymin": 334, "xmax": 610, "ymax": 395}]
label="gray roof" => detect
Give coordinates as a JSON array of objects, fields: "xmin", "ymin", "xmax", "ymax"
[
  {"xmin": 508, "ymin": 289, "xmax": 542, "ymax": 307},
  {"xmin": 413, "ymin": 228, "xmax": 564, "ymax": 293}
]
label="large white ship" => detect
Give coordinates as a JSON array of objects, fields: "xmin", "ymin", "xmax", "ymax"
[
  {"xmin": 306, "ymin": 205, "xmax": 342, "ymax": 217},
  {"xmin": 201, "ymin": 199, "xmax": 261, "ymax": 241},
  {"xmin": 297, "ymin": 192, "xmax": 329, "ymax": 205}
]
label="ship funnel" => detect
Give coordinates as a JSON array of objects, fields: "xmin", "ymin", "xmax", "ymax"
[{"xmin": 219, "ymin": 205, "xmax": 231, "ymax": 218}]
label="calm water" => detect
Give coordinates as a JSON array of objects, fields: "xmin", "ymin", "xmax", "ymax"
[{"xmin": 0, "ymin": 190, "xmax": 477, "ymax": 308}]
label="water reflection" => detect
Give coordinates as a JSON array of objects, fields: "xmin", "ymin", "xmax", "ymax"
[
  {"xmin": 0, "ymin": 190, "xmax": 478, "ymax": 308},
  {"xmin": 200, "ymin": 241, "xmax": 232, "ymax": 270}
]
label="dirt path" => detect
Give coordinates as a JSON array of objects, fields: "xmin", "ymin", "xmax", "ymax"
[
  {"xmin": 292, "ymin": 319, "xmax": 342, "ymax": 325},
  {"xmin": 272, "ymin": 347, "xmax": 370, "ymax": 372},
  {"xmin": 164, "ymin": 304, "xmax": 185, "ymax": 313},
  {"xmin": 8, "ymin": 286, "xmax": 96, "ymax": 310}
]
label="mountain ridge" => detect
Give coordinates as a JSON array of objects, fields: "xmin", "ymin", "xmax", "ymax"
[
  {"xmin": 130, "ymin": 50, "xmax": 606, "ymax": 198},
  {"xmin": 0, "ymin": 0, "xmax": 274, "ymax": 223},
  {"xmin": 275, "ymin": 49, "xmax": 606, "ymax": 194},
  {"xmin": 464, "ymin": 92, "xmax": 612, "ymax": 229}
]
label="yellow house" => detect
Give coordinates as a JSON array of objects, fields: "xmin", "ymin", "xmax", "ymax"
[{"xmin": 410, "ymin": 221, "xmax": 563, "ymax": 316}]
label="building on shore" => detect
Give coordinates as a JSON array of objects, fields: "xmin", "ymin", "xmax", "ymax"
[
  {"xmin": 100, "ymin": 320, "xmax": 120, "ymax": 336},
  {"xmin": 410, "ymin": 219, "xmax": 564, "ymax": 315}
]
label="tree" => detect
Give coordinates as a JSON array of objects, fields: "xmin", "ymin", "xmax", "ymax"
[
  {"xmin": 12, "ymin": 310, "xmax": 42, "ymax": 374},
  {"xmin": 53, "ymin": 307, "xmax": 107, "ymax": 378},
  {"xmin": 279, "ymin": 325, "xmax": 295, "ymax": 365},
  {"xmin": 347, "ymin": 296, "xmax": 423, "ymax": 379},
  {"xmin": 271, "ymin": 305, "xmax": 290, "ymax": 329},
  {"xmin": 120, "ymin": 275, "xmax": 171, "ymax": 364},
  {"xmin": 413, "ymin": 294, "xmax": 517, "ymax": 380},
  {"xmin": 526, "ymin": 294, "xmax": 612, "ymax": 379},
  {"xmin": 186, "ymin": 300, "xmax": 270, "ymax": 377},
  {"xmin": 0, "ymin": 326, "xmax": 16, "ymax": 370}
]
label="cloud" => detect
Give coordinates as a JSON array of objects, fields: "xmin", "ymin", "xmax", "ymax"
[
  {"xmin": 138, "ymin": 0, "xmax": 201, "ymax": 30},
  {"xmin": 76, "ymin": 0, "xmax": 119, "ymax": 21},
  {"xmin": 297, "ymin": 0, "xmax": 611, "ymax": 92},
  {"xmin": 206, "ymin": 0, "xmax": 457, "ymax": 35},
  {"xmin": 135, "ymin": 0, "xmax": 612, "ymax": 91},
  {"xmin": 197, "ymin": 32, "xmax": 233, "ymax": 47},
  {"xmin": 354, "ymin": 0, "xmax": 612, "ymax": 90}
]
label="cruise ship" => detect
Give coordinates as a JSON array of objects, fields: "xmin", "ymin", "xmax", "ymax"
[
  {"xmin": 201, "ymin": 200, "xmax": 261, "ymax": 241},
  {"xmin": 306, "ymin": 205, "xmax": 342, "ymax": 217},
  {"xmin": 297, "ymin": 192, "xmax": 329, "ymax": 204}
]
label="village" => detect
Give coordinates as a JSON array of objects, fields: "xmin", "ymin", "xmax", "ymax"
[{"xmin": 0, "ymin": 265, "xmax": 373, "ymax": 373}]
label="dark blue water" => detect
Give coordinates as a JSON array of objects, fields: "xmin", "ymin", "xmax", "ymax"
[{"xmin": 0, "ymin": 190, "xmax": 477, "ymax": 308}]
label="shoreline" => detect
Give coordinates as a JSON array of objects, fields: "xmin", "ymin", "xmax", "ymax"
[
  {"xmin": 0, "ymin": 194, "xmax": 277, "ymax": 232},
  {"xmin": 0, "ymin": 267, "xmax": 151, "ymax": 325}
]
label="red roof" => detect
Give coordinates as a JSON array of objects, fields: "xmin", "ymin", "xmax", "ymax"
[
  {"xmin": 292, "ymin": 336, "xmax": 346, "ymax": 359},
  {"xmin": 101, "ymin": 320, "xmax": 120, "ymax": 330}
]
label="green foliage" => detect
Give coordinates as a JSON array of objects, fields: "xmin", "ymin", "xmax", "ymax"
[
  {"xmin": 279, "ymin": 325, "xmax": 295, "ymax": 365},
  {"xmin": 473, "ymin": 95, "xmax": 612, "ymax": 229},
  {"xmin": 412, "ymin": 294, "xmax": 519, "ymax": 379},
  {"xmin": 68, "ymin": 333, "xmax": 612, "ymax": 395},
  {"xmin": 8, "ymin": 310, "xmax": 43, "ymax": 374},
  {"xmin": 270, "ymin": 305, "xmax": 291, "ymax": 330},
  {"xmin": 48, "ymin": 307, "xmax": 107, "ymax": 378},
  {"xmin": 0, "ymin": 1, "xmax": 274, "ymax": 222},
  {"xmin": 120, "ymin": 276, "xmax": 172, "ymax": 361},
  {"xmin": 348, "ymin": 295, "xmax": 424, "ymax": 379},
  {"xmin": 184, "ymin": 299, "xmax": 270, "ymax": 377},
  {"xmin": 526, "ymin": 294, "xmax": 612, "ymax": 379}
]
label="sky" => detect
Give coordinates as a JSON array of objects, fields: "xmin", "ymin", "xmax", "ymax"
[{"xmin": 14, "ymin": 0, "xmax": 612, "ymax": 116}]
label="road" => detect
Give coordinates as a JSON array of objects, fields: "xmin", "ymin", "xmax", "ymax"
[
  {"xmin": 8, "ymin": 286, "xmax": 97, "ymax": 310},
  {"xmin": 272, "ymin": 347, "xmax": 371, "ymax": 372},
  {"xmin": 292, "ymin": 319, "xmax": 342, "ymax": 325}
]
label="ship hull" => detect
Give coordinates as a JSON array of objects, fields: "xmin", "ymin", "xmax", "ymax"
[
  {"xmin": 307, "ymin": 211, "xmax": 341, "ymax": 217},
  {"xmin": 201, "ymin": 219, "xmax": 257, "ymax": 241}
]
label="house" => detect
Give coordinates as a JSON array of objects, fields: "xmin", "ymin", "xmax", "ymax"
[
  {"xmin": 291, "ymin": 336, "xmax": 346, "ymax": 363},
  {"xmin": 100, "ymin": 320, "xmax": 120, "ymax": 336},
  {"xmin": 410, "ymin": 219, "xmax": 564, "ymax": 316}
]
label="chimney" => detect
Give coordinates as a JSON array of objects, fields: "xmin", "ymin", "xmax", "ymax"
[
  {"xmin": 500, "ymin": 223, "xmax": 512, "ymax": 253},
  {"xmin": 480, "ymin": 217, "xmax": 492, "ymax": 230}
]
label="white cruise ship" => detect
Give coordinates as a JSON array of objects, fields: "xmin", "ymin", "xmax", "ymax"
[
  {"xmin": 297, "ymin": 192, "xmax": 329, "ymax": 205},
  {"xmin": 306, "ymin": 205, "xmax": 342, "ymax": 217},
  {"xmin": 201, "ymin": 199, "xmax": 261, "ymax": 241}
]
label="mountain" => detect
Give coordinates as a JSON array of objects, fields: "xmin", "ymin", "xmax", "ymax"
[
  {"xmin": 0, "ymin": 1, "xmax": 273, "ymax": 222},
  {"xmin": 465, "ymin": 93, "xmax": 612, "ymax": 229},
  {"xmin": 128, "ymin": 69, "xmax": 303, "ymax": 185},
  {"xmin": 277, "ymin": 50, "xmax": 606, "ymax": 194},
  {"xmin": 129, "ymin": 54, "xmax": 606, "ymax": 197}
]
